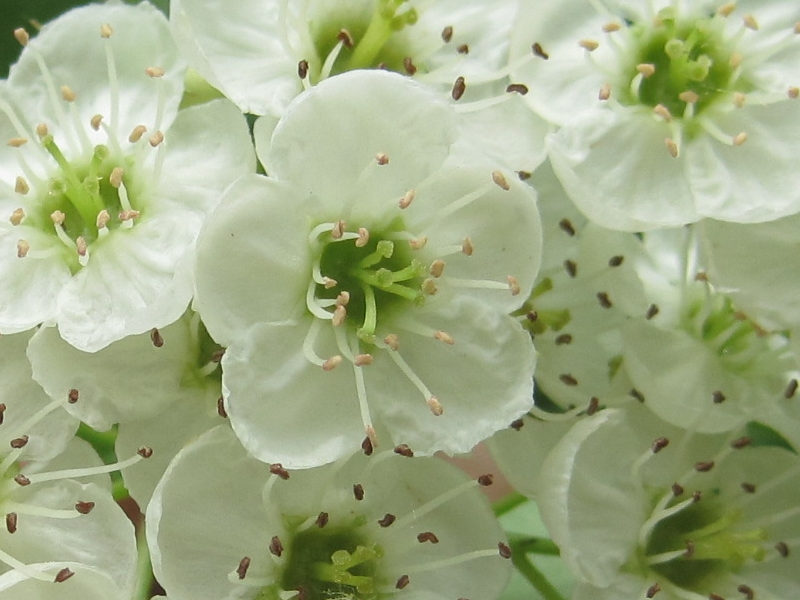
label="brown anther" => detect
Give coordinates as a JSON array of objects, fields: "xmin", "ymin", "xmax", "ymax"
[
  {"xmin": 636, "ymin": 63, "xmax": 656, "ymax": 77},
  {"xmin": 55, "ymin": 568, "xmax": 74, "ymax": 583},
  {"xmin": 586, "ymin": 396, "xmax": 600, "ymax": 416},
  {"xmin": 795, "ymin": 22, "xmax": 800, "ymax": 35},
  {"xmin": 602, "ymin": 21, "xmax": 621, "ymax": 33},
  {"xmin": 679, "ymin": 90, "xmax": 700, "ymax": 104},
  {"xmin": 478, "ymin": 474, "xmax": 494, "ymax": 486},
  {"xmin": 717, "ymin": 3, "xmax": 736, "ymax": 17},
  {"xmin": 269, "ymin": 536, "xmax": 284, "ymax": 557},
  {"xmin": 789, "ymin": 87, "xmax": 800, "ymax": 99},
  {"xmin": 331, "ymin": 220, "xmax": 346, "ymax": 239},
  {"xmin": 110, "ymin": 167, "xmax": 124, "ymax": 188},
  {"xmin": 733, "ymin": 132, "xmax": 748, "ymax": 146},
  {"xmin": 396, "ymin": 575, "xmax": 410, "ymax": 589},
  {"xmin": 149, "ymin": 131, "xmax": 164, "ymax": 147},
  {"xmin": 417, "ymin": 531, "xmax": 439, "ymax": 544},
  {"xmin": 558, "ymin": 218, "xmax": 576, "ymax": 236},
  {"xmin": 100, "ymin": 23, "xmax": 113, "ymax": 38},
  {"xmin": 321, "ymin": 355, "xmax": 343, "ymax": 373},
  {"xmin": 332, "ymin": 304, "xmax": 347, "ymax": 326},
  {"xmin": 712, "ymin": 390, "xmax": 726, "ymax": 404},
  {"xmin": 506, "ymin": 83, "xmax": 529, "ymax": 95},
  {"xmin": 354, "ymin": 353, "xmax": 373, "ymax": 367},
  {"xmin": 731, "ymin": 436, "xmax": 752, "ymax": 449},
  {"xmin": 441, "ymin": 26, "xmax": 453, "ymax": 43},
  {"xmin": 14, "ymin": 474, "xmax": 30, "ymax": 486},
  {"xmin": 353, "ymin": 483, "xmax": 365, "ymax": 500},
  {"xmin": 492, "ymin": 170, "xmax": 511, "ymax": 190},
  {"xmin": 775, "ymin": 541, "xmax": 789, "ymax": 557},
  {"xmin": 13, "ymin": 28, "xmax": 29, "ymax": 46},
  {"xmin": 366, "ymin": 425, "xmax": 377, "ymax": 449},
  {"xmin": 89, "ymin": 114, "xmax": 104, "ymax": 132},
  {"xmin": 596, "ymin": 292, "xmax": 612, "ymax": 308},
  {"xmin": 695, "ymin": 271, "xmax": 708, "ymax": 282},
  {"xmin": 297, "ymin": 59, "xmax": 309, "ymax": 79},
  {"xmin": 337, "ymin": 28, "xmax": 354, "ymax": 48},
  {"xmin": 128, "ymin": 125, "xmax": 147, "ymax": 143},
  {"xmin": 75, "ymin": 501, "xmax": 95, "ymax": 514},
  {"xmin": 651, "ymin": 437, "xmax": 669, "ymax": 453},
  {"xmin": 507, "ymin": 275, "xmax": 521, "ymax": 296},
  {"xmin": 269, "ymin": 463, "xmax": 290, "ymax": 480},
  {"xmin": 429, "ymin": 259, "xmax": 445, "ymax": 278},
  {"xmin": 50, "ymin": 210, "xmax": 66, "ymax": 225},
  {"xmin": 743, "ymin": 14, "xmax": 759, "ymax": 30},
  {"xmin": 646, "ymin": 304, "xmax": 660, "ymax": 319},
  {"xmin": 517, "ymin": 170, "xmax": 532, "ymax": 180},
  {"xmin": 741, "ymin": 482, "xmax": 756, "ymax": 494},
  {"xmin": 147, "ymin": 327, "xmax": 164, "ymax": 348},
  {"xmin": 399, "ymin": 189, "xmax": 415, "ymax": 209},
  {"xmin": 427, "ymin": 397, "xmax": 444, "ymax": 416},
  {"xmin": 383, "ymin": 334, "xmax": 399, "ymax": 351},
  {"xmin": 608, "ymin": 255, "xmax": 624, "ymax": 267},
  {"xmin": 555, "ymin": 333, "xmax": 572, "ymax": 345},
  {"xmin": 409, "ymin": 236, "xmax": 427, "ymax": 250},
  {"xmin": 323, "ymin": 277, "xmax": 337, "ymax": 289},
  {"xmin": 10, "ymin": 207, "xmax": 25, "ymax": 224},
  {"xmin": 5, "ymin": 513, "xmax": 17, "ymax": 534},
  {"xmin": 684, "ymin": 540, "xmax": 695, "ymax": 558},
  {"xmin": 118, "ymin": 209, "xmax": 140, "ymax": 222},
  {"xmin": 217, "ymin": 396, "xmax": 227, "ymax": 418},
  {"xmin": 7, "ymin": 137, "xmax": 27, "ymax": 147},
  {"xmin": 315, "ymin": 512, "xmax": 329, "ymax": 528},
  {"xmin": 630, "ymin": 388, "xmax": 645, "ymax": 402},
  {"xmin": 733, "ymin": 92, "xmax": 746, "ymax": 108},
  {"xmin": 531, "ymin": 42, "xmax": 549, "ymax": 59},
  {"xmin": 0, "ymin": 404, "xmax": 5, "ymax": 424},
  {"xmin": 10, "ymin": 435, "xmax": 28, "ymax": 449},
  {"xmin": 646, "ymin": 583, "xmax": 661, "ymax": 598},
  {"xmin": 709, "ymin": 594, "xmax": 725, "ymax": 600},
  {"xmin": 498, "ymin": 542, "xmax": 512, "ymax": 559},
  {"xmin": 236, "ymin": 556, "xmax": 250, "ymax": 579},
  {"xmin": 510, "ymin": 418, "xmax": 524, "ymax": 430},
  {"xmin": 692, "ymin": 490, "xmax": 702, "ymax": 502},
  {"xmin": 737, "ymin": 584, "xmax": 754, "ymax": 599},
  {"xmin": 375, "ymin": 153, "xmax": 389, "ymax": 165},
  {"xmin": 434, "ymin": 330, "xmax": 455, "ymax": 345},
  {"xmin": 355, "ymin": 227, "xmax": 370, "ymax": 247},
  {"xmin": 403, "ymin": 57, "xmax": 418, "ymax": 75},
  {"xmin": 137, "ymin": 446, "xmax": 154, "ymax": 458},
  {"xmin": 36, "ymin": 123, "xmax": 48, "ymax": 139},
  {"xmin": 564, "ymin": 259, "xmax": 577, "ymax": 277},
  {"xmin": 665, "ymin": 137, "xmax": 679, "ymax": 158},
  {"xmin": 461, "ymin": 237, "xmax": 474, "ymax": 256},
  {"xmin": 579, "ymin": 39, "xmax": 599, "ymax": 51},
  {"xmin": 60, "ymin": 85, "xmax": 77, "ymax": 102},
  {"xmin": 456, "ymin": 43, "xmax": 469, "ymax": 54},
  {"xmin": 361, "ymin": 435, "xmax": 374, "ymax": 456},
  {"xmin": 76, "ymin": 236, "xmax": 88, "ymax": 257},
  {"xmin": 452, "ymin": 76, "xmax": 466, "ymax": 101},
  {"xmin": 68, "ymin": 388, "xmax": 79, "ymax": 403},
  {"xmin": 378, "ymin": 513, "xmax": 396, "ymax": 527},
  {"xmin": 145, "ymin": 66, "xmax": 165, "ymax": 78},
  {"xmin": 785, "ymin": 379, "xmax": 798, "ymax": 398},
  {"xmin": 598, "ymin": 82, "xmax": 612, "ymax": 101},
  {"xmin": 559, "ymin": 374, "xmax": 578, "ymax": 386},
  {"xmin": 14, "ymin": 176, "xmax": 29, "ymax": 196},
  {"xmin": 394, "ymin": 444, "xmax": 414, "ymax": 457},
  {"xmin": 695, "ymin": 461, "xmax": 715, "ymax": 472},
  {"xmin": 672, "ymin": 483, "xmax": 684, "ymax": 497},
  {"xmin": 654, "ymin": 104, "xmax": 672, "ymax": 121}
]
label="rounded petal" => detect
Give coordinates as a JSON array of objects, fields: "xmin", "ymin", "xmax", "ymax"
[{"xmin": 0, "ymin": 563, "xmax": 129, "ymax": 600}]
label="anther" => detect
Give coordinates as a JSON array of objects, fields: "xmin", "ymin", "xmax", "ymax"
[
  {"xmin": 217, "ymin": 396, "xmax": 227, "ymax": 418},
  {"xmin": 636, "ymin": 63, "xmax": 656, "ymax": 78},
  {"xmin": 269, "ymin": 463, "xmax": 290, "ymax": 480},
  {"xmin": 558, "ymin": 218, "xmax": 576, "ymax": 236},
  {"xmin": 323, "ymin": 277, "xmax": 337, "ymax": 289},
  {"xmin": 297, "ymin": 60, "xmax": 309, "ymax": 79},
  {"xmin": 785, "ymin": 379, "xmax": 798, "ymax": 398},
  {"xmin": 579, "ymin": 39, "xmax": 599, "ymax": 51},
  {"xmin": 517, "ymin": 170, "xmax": 531, "ymax": 180},
  {"xmin": 331, "ymin": 304, "xmax": 347, "ymax": 327},
  {"xmin": 630, "ymin": 388, "xmax": 645, "ymax": 402},
  {"xmin": 14, "ymin": 474, "xmax": 31, "ymax": 486},
  {"xmin": 743, "ymin": 14, "xmax": 759, "ymax": 30},
  {"xmin": 709, "ymin": 594, "xmax": 725, "ymax": 600},
  {"xmin": 672, "ymin": 483, "xmax": 684, "ymax": 496},
  {"xmin": 100, "ymin": 23, "xmax": 113, "ymax": 38},
  {"xmin": 68, "ymin": 388, "xmax": 80, "ymax": 403},
  {"xmin": 532, "ymin": 42, "xmax": 549, "ymax": 60},
  {"xmin": 331, "ymin": 220, "xmax": 346, "ymax": 239},
  {"xmin": 378, "ymin": 513, "xmax": 396, "ymax": 527},
  {"xmin": 7, "ymin": 137, "xmax": 27, "ymax": 147},
  {"xmin": 118, "ymin": 210, "xmax": 140, "ymax": 222},
  {"xmin": 337, "ymin": 29, "xmax": 354, "ymax": 48},
  {"xmin": 399, "ymin": 189, "xmax": 415, "ymax": 209},
  {"xmin": 148, "ymin": 328, "xmax": 164, "ymax": 348},
  {"xmin": 665, "ymin": 138, "xmax": 679, "ymax": 158},
  {"xmin": 733, "ymin": 92, "xmax": 746, "ymax": 108},
  {"xmin": 441, "ymin": 26, "xmax": 453, "ymax": 43},
  {"xmin": 145, "ymin": 66, "xmax": 166, "ymax": 78},
  {"xmin": 236, "ymin": 556, "xmax": 250, "ymax": 579},
  {"xmin": 737, "ymin": 584, "xmax": 754, "ymax": 600},
  {"xmin": 596, "ymin": 292, "xmax": 612, "ymax": 308},
  {"xmin": 322, "ymin": 355, "xmax": 343, "ymax": 371},
  {"xmin": 679, "ymin": 91, "xmax": 699, "ymax": 104},
  {"xmin": 50, "ymin": 211, "xmax": 66, "ymax": 226},
  {"xmin": 87, "ymin": 115, "xmax": 103, "ymax": 133},
  {"xmin": 60, "ymin": 86, "xmax": 77, "ymax": 102},
  {"xmin": 417, "ymin": 532, "xmax": 439, "ymax": 544},
  {"xmin": 128, "ymin": 125, "xmax": 147, "ymax": 143},
  {"xmin": 506, "ymin": 83, "xmax": 529, "ymax": 95},
  {"xmin": 403, "ymin": 57, "xmax": 418, "ymax": 76},
  {"xmin": 646, "ymin": 583, "xmax": 661, "ymax": 598},
  {"xmin": 586, "ymin": 396, "xmax": 600, "ymax": 415},
  {"xmin": 717, "ymin": 3, "xmax": 736, "ymax": 17},
  {"xmin": 429, "ymin": 260, "xmax": 445, "ymax": 278},
  {"xmin": 409, "ymin": 236, "xmax": 427, "ymax": 250},
  {"xmin": 789, "ymin": 87, "xmax": 799, "ymax": 99},
  {"xmin": 10, "ymin": 207, "xmax": 25, "ymax": 225},
  {"xmin": 599, "ymin": 83, "xmax": 612, "ymax": 100},
  {"xmin": 434, "ymin": 330, "xmax": 455, "ymax": 345},
  {"xmin": 692, "ymin": 491, "xmax": 702, "ymax": 502},
  {"xmin": 498, "ymin": 542, "xmax": 512, "ymax": 559},
  {"xmin": 560, "ymin": 374, "xmax": 578, "ymax": 386},
  {"xmin": 608, "ymin": 255, "xmax": 624, "ymax": 267},
  {"xmin": 775, "ymin": 541, "xmax": 789, "ymax": 557},
  {"xmin": 76, "ymin": 236, "xmax": 87, "ymax": 257},
  {"xmin": 712, "ymin": 390, "xmax": 726, "ymax": 404},
  {"xmin": 461, "ymin": 237, "xmax": 474, "ymax": 256},
  {"xmin": 269, "ymin": 536, "xmax": 284, "ymax": 557},
  {"xmin": 651, "ymin": 437, "xmax": 669, "ymax": 453},
  {"xmin": 456, "ymin": 44, "xmax": 469, "ymax": 54},
  {"xmin": 75, "ymin": 501, "xmax": 95, "ymax": 514},
  {"xmin": 564, "ymin": 259, "xmax": 577, "ymax": 277},
  {"xmin": 452, "ymin": 76, "xmax": 466, "ymax": 101},
  {"xmin": 375, "ymin": 153, "xmax": 389, "ymax": 165},
  {"xmin": 353, "ymin": 483, "xmax": 365, "ymax": 500},
  {"xmin": 315, "ymin": 512, "xmax": 329, "ymax": 528},
  {"xmin": 732, "ymin": 132, "xmax": 747, "ymax": 146},
  {"xmin": 396, "ymin": 575, "xmax": 410, "ymax": 589},
  {"xmin": 653, "ymin": 104, "xmax": 672, "ymax": 121},
  {"xmin": 55, "ymin": 568, "xmax": 74, "ymax": 583},
  {"xmin": 695, "ymin": 461, "xmax": 715, "ymax": 472},
  {"xmin": 13, "ymin": 176, "xmax": 29, "ymax": 196},
  {"xmin": 731, "ymin": 436, "xmax": 752, "ymax": 449},
  {"xmin": 741, "ymin": 482, "xmax": 756, "ymax": 494},
  {"xmin": 10, "ymin": 435, "xmax": 28, "ymax": 449},
  {"xmin": 492, "ymin": 170, "xmax": 511, "ymax": 190},
  {"xmin": 109, "ymin": 167, "xmax": 124, "ymax": 188},
  {"xmin": 13, "ymin": 28, "xmax": 29, "ymax": 46},
  {"xmin": 0, "ymin": 404, "xmax": 5, "ymax": 424},
  {"xmin": 394, "ymin": 444, "xmax": 414, "ymax": 457},
  {"xmin": 478, "ymin": 474, "xmax": 494, "ymax": 486},
  {"xmin": 149, "ymin": 131, "xmax": 164, "ymax": 147},
  {"xmin": 36, "ymin": 123, "xmax": 48, "ymax": 139},
  {"xmin": 684, "ymin": 540, "xmax": 695, "ymax": 558},
  {"xmin": 510, "ymin": 419, "xmax": 524, "ymax": 431},
  {"xmin": 602, "ymin": 22, "xmax": 621, "ymax": 33},
  {"xmin": 361, "ymin": 435, "xmax": 373, "ymax": 456},
  {"xmin": 646, "ymin": 304, "xmax": 660, "ymax": 319},
  {"xmin": 356, "ymin": 227, "xmax": 370, "ymax": 247},
  {"xmin": 383, "ymin": 334, "xmax": 399, "ymax": 351},
  {"xmin": 507, "ymin": 276, "xmax": 521, "ymax": 296},
  {"xmin": 421, "ymin": 278, "xmax": 437, "ymax": 295},
  {"xmin": 5, "ymin": 513, "xmax": 17, "ymax": 534},
  {"xmin": 427, "ymin": 397, "xmax": 443, "ymax": 416},
  {"xmin": 354, "ymin": 354, "xmax": 373, "ymax": 367},
  {"xmin": 137, "ymin": 447, "xmax": 154, "ymax": 458}
]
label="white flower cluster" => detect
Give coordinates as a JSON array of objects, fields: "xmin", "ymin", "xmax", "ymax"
[{"xmin": 1, "ymin": 0, "xmax": 800, "ymax": 599}]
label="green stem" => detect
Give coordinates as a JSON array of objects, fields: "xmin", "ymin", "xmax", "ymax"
[
  {"xmin": 510, "ymin": 545, "xmax": 567, "ymax": 600},
  {"xmin": 133, "ymin": 526, "xmax": 156, "ymax": 600},
  {"xmin": 508, "ymin": 535, "xmax": 561, "ymax": 557},
  {"xmin": 75, "ymin": 422, "xmax": 130, "ymax": 502}
]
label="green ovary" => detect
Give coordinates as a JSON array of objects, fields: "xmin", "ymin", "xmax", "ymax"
[
  {"xmin": 621, "ymin": 9, "xmax": 749, "ymax": 119},
  {"xmin": 310, "ymin": 0, "xmax": 419, "ymax": 80}
]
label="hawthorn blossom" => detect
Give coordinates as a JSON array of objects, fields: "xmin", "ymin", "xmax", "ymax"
[
  {"xmin": 0, "ymin": 2, "xmax": 254, "ymax": 351},
  {"xmin": 193, "ymin": 70, "xmax": 541, "ymax": 468}
]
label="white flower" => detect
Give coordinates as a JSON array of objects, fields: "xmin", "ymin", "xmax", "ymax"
[
  {"xmin": 0, "ymin": 2, "xmax": 255, "ymax": 351},
  {"xmin": 147, "ymin": 425, "xmax": 512, "ymax": 600},
  {"xmin": 193, "ymin": 70, "xmax": 541, "ymax": 468},
  {"xmin": 510, "ymin": 0, "xmax": 800, "ymax": 229},
  {"xmin": 537, "ymin": 406, "xmax": 800, "ymax": 600}
]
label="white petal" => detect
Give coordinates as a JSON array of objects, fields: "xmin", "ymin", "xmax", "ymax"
[{"xmin": 0, "ymin": 563, "xmax": 128, "ymax": 600}]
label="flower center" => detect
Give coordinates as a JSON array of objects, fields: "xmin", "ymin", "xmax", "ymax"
[{"xmin": 619, "ymin": 8, "xmax": 748, "ymax": 121}]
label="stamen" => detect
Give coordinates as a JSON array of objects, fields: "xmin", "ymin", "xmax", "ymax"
[
  {"xmin": 9, "ymin": 207, "xmax": 25, "ymax": 224},
  {"xmin": 491, "ymin": 171, "xmax": 510, "ymax": 191},
  {"xmin": 320, "ymin": 39, "xmax": 346, "ymax": 81},
  {"xmin": 393, "ymin": 478, "xmax": 481, "ymax": 530},
  {"xmin": 452, "ymin": 76, "xmax": 466, "ymax": 101},
  {"xmin": 384, "ymin": 348, "xmax": 439, "ymax": 415},
  {"xmin": 399, "ymin": 189, "xmax": 415, "ymax": 209},
  {"xmin": 639, "ymin": 495, "xmax": 699, "ymax": 548},
  {"xmin": 129, "ymin": 125, "xmax": 147, "ymax": 143},
  {"xmin": 356, "ymin": 227, "xmax": 370, "ymax": 248},
  {"xmin": 11, "ymin": 448, "xmax": 152, "ymax": 487},
  {"xmin": 429, "ymin": 260, "xmax": 445, "ymax": 278},
  {"xmin": 13, "ymin": 28, "xmax": 29, "ymax": 46}
]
